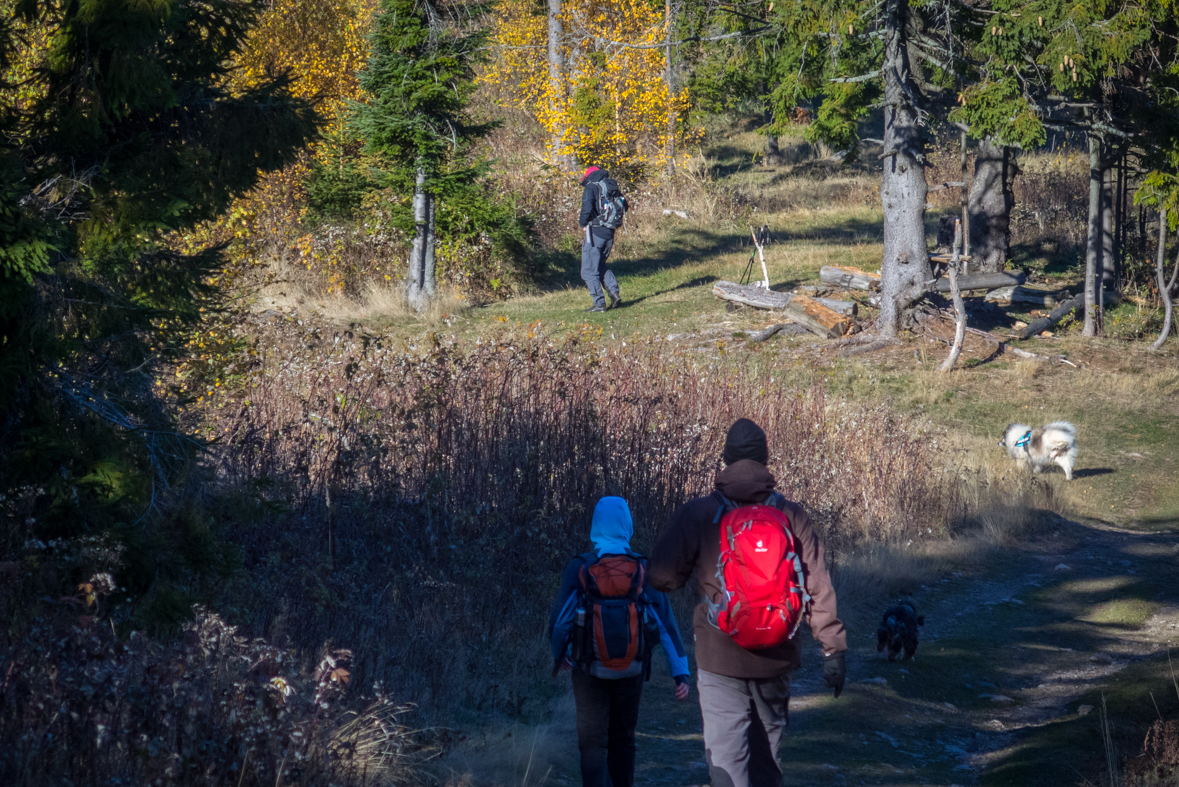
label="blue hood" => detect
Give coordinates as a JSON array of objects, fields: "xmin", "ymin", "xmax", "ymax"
[{"xmin": 590, "ymin": 496, "xmax": 634, "ymax": 556}]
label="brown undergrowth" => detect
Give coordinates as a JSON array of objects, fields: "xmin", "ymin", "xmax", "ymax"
[
  {"xmin": 0, "ymin": 562, "xmax": 431, "ymax": 786},
  {"xmin": 195, "ymin": 323, "xmax": 1054, "ymax": 726}
]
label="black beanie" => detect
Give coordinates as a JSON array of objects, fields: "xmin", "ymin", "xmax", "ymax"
[{"xmin": 722, "ymin": 418, "xmax": 768, "ymax": 466}]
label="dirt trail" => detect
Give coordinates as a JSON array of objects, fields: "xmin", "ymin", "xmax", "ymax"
[{"xmin": 532, "ymin": 515, "xmax": 1179, "ymax": 787}]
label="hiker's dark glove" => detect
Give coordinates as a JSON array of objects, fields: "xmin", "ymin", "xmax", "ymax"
[{"xmin": 823, "ymin": 651, "xmax": 846, "ymax": 698}]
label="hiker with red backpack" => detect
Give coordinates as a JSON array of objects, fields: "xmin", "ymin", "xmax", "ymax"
[
  {"xmin": 649, "ymin": 419, "xmax": 847, "ymax": 787},
  {"xmin": 578, "ymin": 166, "xmax": 627, "ymax": 313},
  {"xmin": 549, "ymin": 496, "xmax": 690, "ymax": 787}
]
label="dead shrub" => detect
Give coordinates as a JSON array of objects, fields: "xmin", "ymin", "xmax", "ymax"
[
  {"xmin": 202, "ymin": 327, "xmax": 1002, "ymax": 717},
  {"xmin": 0, "ymin": 571, "xmax": 431, "ymax": 787},
  {"xmin": 1125, "ymin": 719, "xmax": 1179, "ymax": 786}
]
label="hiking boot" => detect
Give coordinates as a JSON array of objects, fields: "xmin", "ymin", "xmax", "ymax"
[
  {"xmin": 608, "ymin": 291, "xmax": 623, "ymax": 309},
  {"xmin": 584, "ymin": 304, "xmax": 607, "ymax": 313}
]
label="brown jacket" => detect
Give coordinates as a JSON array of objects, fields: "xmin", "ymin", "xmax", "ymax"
[{"xmin": 648, "ymin": 459, "xmax": 847, "ymax": 678}]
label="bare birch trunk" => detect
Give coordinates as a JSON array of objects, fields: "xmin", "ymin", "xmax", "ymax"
[
  {"xmin": 548, "ymin": 0, "xmax": 573, "ymax": 168},
  {"xmin": 1152, "ymin": 214, "xmax": 1174, "ymax": 351},
  {"xmin": 407, "ymin": 167, "xmax": 428, "ymax": 309},
  {"xmin": 877, "ymin": 0, "xmax": 930, "ymax": 337},
  {"xmin": 1083, "ymin": 134, "xmax": 1101, "ymax": 337},
  {"xmin": 664, "ymin": 0, "xmax": 675, "ymax": 175},
  {"xmin": 423, "ymin": 192, "xmax": 436, "ymax": 299},
  {"xmin": 967, "ymin": 137, "xmax": 1014, "ymax": 273},
  {"xmin": 939, "ymin": 220, "xmax": 966, "ymax": 372},
  {"xmin": 960, "ymin": 129, "xmax": 969, "ymax": 266}
]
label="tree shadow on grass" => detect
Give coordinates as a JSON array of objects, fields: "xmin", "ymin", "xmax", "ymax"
[
  {"xmin": 619, "ymin": 275, "xmax": 721, "ymax": 308},
  {"xmin": 530, "ymin": 215, "xmax": 888, "ymax": 301},
  {"xmin": 1072, "ymin": 468, "xmax": 1115, "ymax": 479}
]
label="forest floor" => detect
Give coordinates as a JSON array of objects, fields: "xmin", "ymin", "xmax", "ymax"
[{"xmin": 245, "ymin": 122, "xmax": 1179, "ymax": 785}]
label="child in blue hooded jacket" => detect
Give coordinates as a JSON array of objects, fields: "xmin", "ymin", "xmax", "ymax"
[{"xmin": 549, "ymin": 496, "xmax": 690, "ymax": 787}]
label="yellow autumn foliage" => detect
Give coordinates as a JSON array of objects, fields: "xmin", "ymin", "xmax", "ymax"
[
  {"xmin": 180, "ymin": 0, "xmax": 380, "ymax": 297},
  {"xmin": 483, "ymin": 0, "xmax": 693, "ymax": 176},
  {"xmin": 226, "ymin": 0, "xmax": 378, "ymax": 119}
]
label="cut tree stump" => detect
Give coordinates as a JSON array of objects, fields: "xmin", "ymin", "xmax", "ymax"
[
  {"xmin": 784, "ymin": 294, "xmax": 850, "ymax": 339},
  {"xmin": 820, "ymin": 266, "xmax": 881, "ymax": 291},
  {"xmin": 932, "ymin": 271, "xmax": 1025, "ymax": 293}
]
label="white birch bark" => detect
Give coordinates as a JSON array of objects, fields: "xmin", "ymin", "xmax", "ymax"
[
  {"xmin": 407, "ymin": 167, "xmax": 428, "ymax": 310},
  {"xmin": 1151, "ymin": 214, "xmax": 1174, "ymax": 351},
  {"xmin": 547, "ymin": 0, "xmax": 573, "ymax": 168}
]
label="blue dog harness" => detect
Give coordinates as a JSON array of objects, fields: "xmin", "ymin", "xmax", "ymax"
[{"xmin": 1014, "ymin": 430, "xmax": 1032, "ymax": 449}]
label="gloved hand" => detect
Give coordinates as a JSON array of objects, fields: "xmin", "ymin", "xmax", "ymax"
[{"xmin": 823, "ymin": 651, "xmax": 846, "ymax": 698}]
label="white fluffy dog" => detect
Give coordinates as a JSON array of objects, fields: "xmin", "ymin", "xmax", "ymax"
[{"xmin": 999, "ymin": 422, "xmax": 1078, "ymax": 480}]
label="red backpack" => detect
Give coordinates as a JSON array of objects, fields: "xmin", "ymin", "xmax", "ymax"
[{"xmin": 708, "ymin": 493, "xmax": 810, "ymax": 650}]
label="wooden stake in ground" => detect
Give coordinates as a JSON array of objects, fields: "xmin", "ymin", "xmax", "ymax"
[
  {"xmin": 939, "ymin": 220, "xmax": 966, "ymax": 372},
  {"xmin": 1151, "ymin": 211, "xmax": 1174, "ymax": 351},
  {"xmin": 752, "ymin": 225, "xmax": 770, "ymax": 288}
]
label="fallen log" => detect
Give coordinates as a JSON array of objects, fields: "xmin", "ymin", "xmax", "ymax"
[
  {"xmin": 713, "ymin": 281, "xmax": 856, "ymax": 316},
  {"xmin": 820, "ymin": 265, "xmax": 880, "ymax": 291},
  {"xmin": 932, "ymin": 271, "xmax": 1025, "ymax": 293},
  {"xmin": 713, "ymin": 281, "xmax": 851, "ymax": 338},
  {"xmin": 914, "ymin": 308, "xmax": 1076, "ymax": 366},
  {"xmin": 962, "ymin": 326, "xmax": 1075, "ymax": 365},
  {"xmin": 712, "ymin": 281, "xmax": 791, "ymax": 310},
  {"xmin": 985, "ymin": 285, "xmax": 1059, "ymax": 308},
  {"xmin": 1013, "ymin": 293, "xmax": 1083, "ymax": 340},
  {"xmin": 749, "ymin": 323, "xmax": 811, "ymax": 342},
  {"xmin": 784, "ymin": 294, "xmax": 850, "ymax": 339}
]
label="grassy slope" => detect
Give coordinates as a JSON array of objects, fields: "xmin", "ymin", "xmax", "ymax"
[
  {"xmin": 410, "ymin": 133, "xmax": 1179, "ymax": 530},
  {"xmin": 355, "ymin": 121, "xmax": 1179, "ymax": 785}
]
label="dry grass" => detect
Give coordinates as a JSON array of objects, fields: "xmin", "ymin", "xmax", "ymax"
[
  {"xmin": 437, "ymin": 698, "xmax": 576, "ymax": 787},
  {"xmin": 191, "ymin": 324, "xmax": 1056, "ymax": 726}
]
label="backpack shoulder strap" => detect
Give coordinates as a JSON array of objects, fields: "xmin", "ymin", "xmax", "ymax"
[
  {"xmin": 712, "ymin": 491, "xmax": 738, "ymax": 524},
  {"xmin": 765, "ymin": 491, "xmax": 788, "ymax": 512},
  {"xmin": 575, "ymin": 551, "xmax": 597, "ymax": 591}
]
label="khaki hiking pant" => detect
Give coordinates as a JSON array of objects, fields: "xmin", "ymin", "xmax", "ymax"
[{"xmin": 697, "ymin": 669, "xmax": 790, "ymax": 787}]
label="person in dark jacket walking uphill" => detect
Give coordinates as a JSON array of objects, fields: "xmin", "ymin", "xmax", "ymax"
[
  {"xmin": 578, "ymin": 166, "xmax": 624, "ymax": 313},
  {"xmin": 550, "ymin": 496, "xmax": 690, "ymax": 787},
  {"xmin": 648, "ymin": 419, "xmax": 847, "ymax": 787}
]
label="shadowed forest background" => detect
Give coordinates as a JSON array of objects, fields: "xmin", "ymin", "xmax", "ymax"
[{"xmin": 2, "ymin": 0, "xmax": 1179, "ymax": 785}]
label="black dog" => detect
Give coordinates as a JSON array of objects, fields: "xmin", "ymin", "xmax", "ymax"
[{"xmin": 876, "ymin": 604, "xmax": 924, "ymax": 661}]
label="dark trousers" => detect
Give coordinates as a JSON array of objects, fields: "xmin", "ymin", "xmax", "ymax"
[
  {"xmin": 571, "ymin": 668, "xmax": 644, "ymax": 787},
  {"xmin": 580, "ymin": 228, "xmax": 618, "ymax": 308}
]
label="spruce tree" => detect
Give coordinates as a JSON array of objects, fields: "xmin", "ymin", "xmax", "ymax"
[
  {"xmin": 352, "ymin": 0, "xmax": 491, "ymax": 308},
  {"xmin": 0, "ymin": 0, "xmax": 313, "ymax": 620}
]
